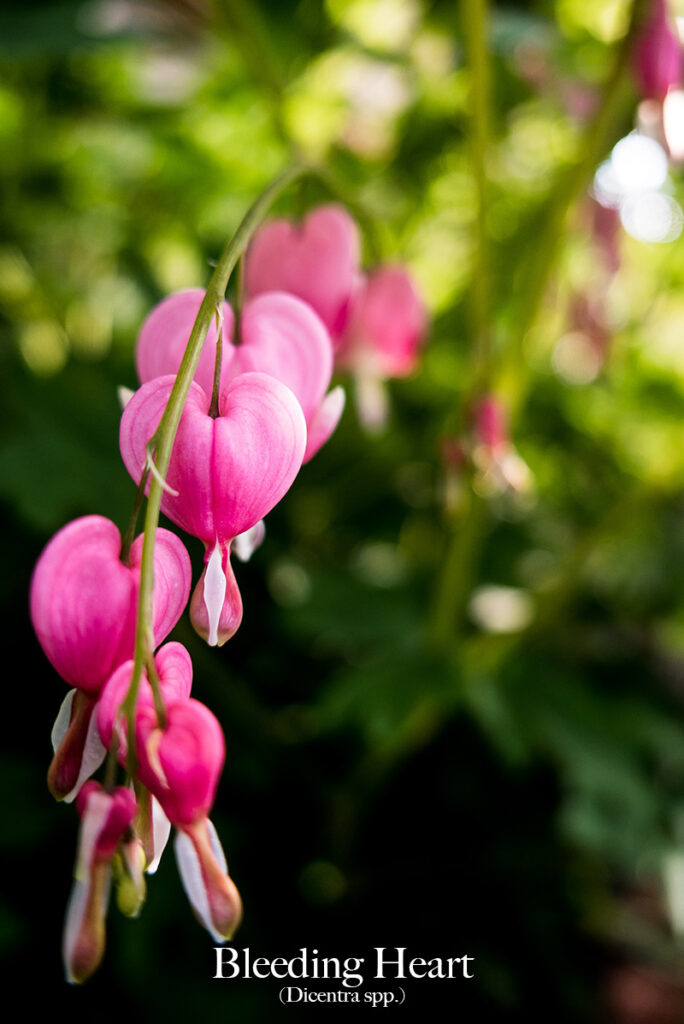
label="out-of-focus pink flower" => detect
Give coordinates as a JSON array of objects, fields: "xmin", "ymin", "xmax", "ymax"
[
  {"xmin": 633, "ymin": 0, "xmax": 682, "ymax": 101},
  {"xmin": 136, "ymin": 289, "xmax": 345, "ymax": 464},
  {"xmin": 63, "ymin": 782, "xmax": 137, "ymax": 984},
  {"xmin": 474, "ymin": 395, "xmax": 508, "ymax": 453},
  {"xmin": 120, "ymin": 372, "xmax": 306, "ymax": 645},
  {"xmin": 470, "ymin": 395, "xmax": 533, "ymax": 497},
  {"xmin": 30, "ymin": 515, "xmax": 191, "ymax": 694},
  {"xmin": 245, "ymin": 204, "xmax": 429, "ymax": 433},
  {"xmin": 245, "ymin": 204, "xmax": 362, "ymax": 340},
  {"xmin": 339, "ymin": 265, "xmax": 427, "ymax": 378}
]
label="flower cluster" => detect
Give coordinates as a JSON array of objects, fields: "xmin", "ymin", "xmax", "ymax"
[{"xmin": 29, "ymin": 197, "xmax": 428, "ymax": 982}]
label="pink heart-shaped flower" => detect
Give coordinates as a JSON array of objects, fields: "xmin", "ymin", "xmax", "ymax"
[
  {"xmin": 120, "ymin": 372, "xmax": 306, "ymax": 544},
  {"xmin": 135, "ymin": 290, "xmax": 345, "ymax": 462},
  {"xmin": 245, "ymin": 203, "xmax": 362, "ymax": 339},
  {"xmin": 31, "ymin": 516, "xmax": 191, "ymax": 694}
]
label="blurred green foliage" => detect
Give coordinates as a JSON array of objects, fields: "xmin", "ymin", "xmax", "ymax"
[{"xmin": 3, "ymin": 0, "xmax": 684, "ymax": 1018}]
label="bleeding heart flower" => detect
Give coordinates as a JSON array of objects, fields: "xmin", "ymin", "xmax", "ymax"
[
  {"xmin": 136, "ymin": 289, "xmax": 345, "ymax": 463},
  {"xmin": 135, "ymin": 697, "xmax": 242, "ymax": 941},
  {"xmin": 245, "ymin": 203, "xmax": 362, "ymax": 340},
  {"xmin": 31, "ymin": 515, "xmax": 191, "ymax": 694},
  {"xmin": 339, "ymin": 265, "xmax": 427, "ymax": 379},
  {"xmin": 63, "ymin": 782, "xmax": 137, "ymax": 984},
  {"xmin": 120, "ymin": 372, "xmax": 306, "ymax": 645},
  {"xmin": 337, "ymin": 266, "xmax": 427, "ymax": 432},
  {"xmin": 32, "ymin": 516, "xmax": 191, "ymax": 801},
  {"xmin": 633, "ymin": 0, "xmax": 682, "ymax": 101}
]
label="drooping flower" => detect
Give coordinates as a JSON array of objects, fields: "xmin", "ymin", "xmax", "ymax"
[
  {"xmin": 245, "ymin": 204, "xmax": 428, "ymax": 432},
  {"xmin": 98, "ymin": 642, "xmax": 194, "ymax": 873},
  {"xmin": 31, "ymin": 515, "xmax": 191, "ymax": 694},
  {"xmin": 633, "ymin": 0, "xmax": 682, "ymax": 101},
  {"xmin": 120, "ymin": 372, "xmax": 306, "ymax": 645},
  {"xmin": 31, "ymin": 516, "xmax": 191, "ymax": 800},
  {"xmin": 245, "ymin": 203, "xmax": 362, "ymax": 340},
  {"xmin": 136, "ymin": 288, "xmax": 345, "ymax": 463},
  {"xmin": 133, "ymin": 696, "xmax": 242, "ymax": 942},
  {"xmin": 336, "ymin": 265, "xmax": 428, "ymax": 431},
  {"xmin": 63, "ymin": 782, "xmax": 137, "ymax": 984}
]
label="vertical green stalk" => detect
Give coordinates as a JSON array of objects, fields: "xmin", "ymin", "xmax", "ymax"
[
  {"xmin": 463, "ymin": 0, "xmax": 492, "ymax": 393},
  {"xmin": 428, "ymin": 0, "xmax": 491, "ymax": 652},
  {"xmin": 503, "ymin": 0, "xmax": 650, "ymax": 414},
  {"xmin": 121, "ymin": 161, "xmax": 308, "ymax": 772}
]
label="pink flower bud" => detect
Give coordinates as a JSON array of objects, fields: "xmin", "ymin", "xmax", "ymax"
[
  {"xmin": 339, "ymin": 265, "xmax": 428, "ymax": 379},
  {"xmin": 30, "ymin": 515, "xmax": 191, "ymax": 693},
  {"xmin": 245, "ymin": 203, "xmax": 362, "ymax": 340},
  {"xmin": 633, "ymin": 0, "xmax": 682, "ymax": 101},
  {"xmin": 120, "ymin": 372, "xmax": 306, "ymax": 644},
  {"xmin": 63, "ymin": 783, "xmax": 137, "ymax": 984}
]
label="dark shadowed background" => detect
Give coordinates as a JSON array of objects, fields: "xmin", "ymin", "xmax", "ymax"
[{"xmin": 2, "ymin": 0, "xmax": 684, "ymax": 1019}]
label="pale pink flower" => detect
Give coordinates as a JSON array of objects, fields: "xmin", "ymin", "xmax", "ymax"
[{"xmin": 245, "ymin": 203, "xmax": 362, "ymax": 340}]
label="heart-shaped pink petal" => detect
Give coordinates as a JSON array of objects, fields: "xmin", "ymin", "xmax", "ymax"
[
  {"xmin": 119, "ymin": 372, "xmax": 306, "ymax": 545},
  {"xmin": 245, "ymin": 204, "xmax": 362, "ymax": 339},
  {"xmin": 135, "ymin": 290, "xmax": 343, "ymax": 461},
  {"xmin": 31, "ymin": 516, "xmax": 191, "ymax": 694}
]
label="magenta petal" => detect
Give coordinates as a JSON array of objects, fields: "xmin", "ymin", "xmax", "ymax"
[
  {"xmin": 127, "ymin": 528, "xmax": 192, "ymax": 650},
  {"xmin": 235, "ymin": 292, "xmax": 333, "ymax": 422},
  {"xmin": 214, "ymin": 372, "xmax": 307, "ymax": 539},
  {"xmin": 340, "ymin": 266, "xmax": 428, "ymax": 378},
  {"xmin": 120, "ymin": 373, "xmax": 306, "ymax": 544},
  {"xmin": 633, "ymin": 0, "xmax": 682, "ymax": 100},
  {"xmin": 137, "ymin": 698, "xmax": 225, "ymax": 828},
  {"xmin": 31, "ymin": 516, "xmax": 137, "ymax": 693},
  {"xmin": 120, "ymin": 376, "xmax": 216, "ymax": 542},
  {"xmin": 136, "ymin": 289, "xmax": 234, "ymax": 396},
  {"xmin": 97, "ymin": 642, "xmax": 193, "ymax": 753},
  {"xmin": 245, "ymin": 204, "xmax": 361, "ymax": 338}
]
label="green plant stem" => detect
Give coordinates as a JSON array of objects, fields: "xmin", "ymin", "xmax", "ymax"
[
  {"xmin": 120, "ymin": 160, "xmax": 309, "ymax": 775},
  {"xmin": 429, "ymin": 0, "xmax": 648, "ymax": 654},
  {"xmin": 120, "ymin": 467, "xmax": 150, "ymax": 565},
  {"xmin": 462, "ymin": 0, "xmax": 491, "ymax": 393},
  {"xmin": 209, "ymin": 305, "xmax": 224, "ymax": 419},
  {"xmin": 502, "ymin": 0, "xmax": 649, "ymax": 413},
  {"xmin": 428, "ymin": 0, "xmax": 491, "ymax": 652}
]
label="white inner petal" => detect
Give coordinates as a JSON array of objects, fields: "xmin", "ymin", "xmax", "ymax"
[
  {"xmin": 174, "ymin": 830, "xmax": 225, "ymax": 943},
  {"xmin": 203, "ymin": 541, "xmax": 227, "ymax": 647},
  {"xmin": 147, "ymin": 797, "xmax": 172, "ymax": 875},
  {"xmin": 51, "ymin": 689, "xmax": 76, "ymax": 752}
]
